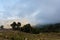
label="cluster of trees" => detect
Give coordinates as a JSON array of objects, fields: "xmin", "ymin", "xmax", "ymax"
[
  {"xmin": 0, "ymin": 21, "xmax": 60, "ymax": 34},
  {"xmin": 10, "ymin": 22, "xmax": 21, "ymax": 30},
  {"xmin": 36, "ymin": 23, "xmax": 60, "ymax": 33},
  {"xmin": 10, "ymin": 22, "xmax": 40, "ymax": 34},
  {"xmin": 10, "ymin": 22, "xmax": 32, "ymax": 33},
  {"xmin": 10, "ymin": 22, "xmax": 60, "ymax": 34},
  {"xmin": 45, "ymin": 23, "xmax": 60, "ymax": 32}
]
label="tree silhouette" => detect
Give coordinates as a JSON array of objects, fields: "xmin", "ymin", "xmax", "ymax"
[
  {"xmin": 22, "ymin": 24, "xmax": 32, "ymax": 33},
  {"xmin": 0, "ymin": 25, "xmax": 4, "ymax": 29},
  {"xmin": 17, "ymin": 22, "xmax": 21, "ymax": 27},
  {"xmin": 16, "ymin": 22, "xmax": 21, "ymax": 30},
  {"xmin": 10, "ymin": 22, "xmax": 22, "ymax": 30},
  {"xmin": 10, "ymin": 22, "xmax": 17, "ymax": 30}
]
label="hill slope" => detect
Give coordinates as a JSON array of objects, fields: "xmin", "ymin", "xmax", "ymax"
[{"xmin": 0, "ymin": 29, "xmax": 60, "ymax": 40}]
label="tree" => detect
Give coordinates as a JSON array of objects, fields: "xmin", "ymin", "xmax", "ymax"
[
  {"xmin": 22, "ymin": 24, "xmax": 32, "ymax": 33},
  {"xmin": 16, "ymin": 22, "xmax": 21, "ymax": 30},
  {"xmin": 0, "ymin": 25, "xmax": 4, "ymax": 29},
  {"xmin": 10, "ymin": 22, "xmax": 17, "ymax": 30},
  {"xmin": 10, "ymin": 22, "xmax": 21, "ymax": 30},
  {"xmin": 17, "ymin": 22, "xmax": 21, "ymax": 26}
]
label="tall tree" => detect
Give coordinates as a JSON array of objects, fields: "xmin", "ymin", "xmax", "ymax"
[
  {"xmin": 16, "ymin": 22, "xmax": 21, "ymax": 30},
  {"xmin": 10, "ymin": 22, "xmax": 17, "ymax": 30}
]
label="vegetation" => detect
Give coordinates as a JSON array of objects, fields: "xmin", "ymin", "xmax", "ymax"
[
  {"xmin": 10, "ymin": 22, "xmax": 41, "ymax": 34},
  {"xmin": 10, "ymin": 22, "xmax": 17, "ymax": 30},
  {"xmin": 0, "ymin": 21, "xmax": 60, "ymax": 34},
  {"xmin": 10, "ymin": 22, "xmax": 60, "ymax": 34},
  {"xmin": 0, "ymin": 30, "xmax": 60, "ymax": 40},
  {"xmin": 10, "ymin": 22, "xmax": 21, "ymax": 30},
  {"xmin": 21, "ymin": 24, "xmax": 32, "ymax": 33},
  {"xmin": 0, "ymin": 22, "xmax": 60, "ymax": 40},
  {"xmin": 0, "ymin": 25, "xmax": 4, "ymax": 29}
]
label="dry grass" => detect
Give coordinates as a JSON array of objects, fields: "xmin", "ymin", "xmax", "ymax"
[{"xmin": 0, "ymin": 29, "xmax": 60, "ymax": 40}]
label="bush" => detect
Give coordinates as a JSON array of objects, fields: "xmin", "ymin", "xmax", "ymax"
[{"xmin": 22, "ymin": 24, "xmax": 32, "ymax": 33}]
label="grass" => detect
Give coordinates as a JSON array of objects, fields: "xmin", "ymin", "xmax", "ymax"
[{"xmin": 0, "ymin": 29, "xmax": 60, "ymax": 40}]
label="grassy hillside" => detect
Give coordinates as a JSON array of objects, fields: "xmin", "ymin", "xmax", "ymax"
[{"xmin": 0, "ymin": 29, "xmax": 60, "ymax": 40}]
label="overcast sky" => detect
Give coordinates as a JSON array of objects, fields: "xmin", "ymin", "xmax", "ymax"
[{"xmin": 0, "ymin": 0, "xmax": 60, "ymax": 24}]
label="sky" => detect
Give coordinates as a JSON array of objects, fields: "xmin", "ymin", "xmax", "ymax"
[{"xmin": 0, "ymin": 0, "xmax": 60, "ymax": 25}]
